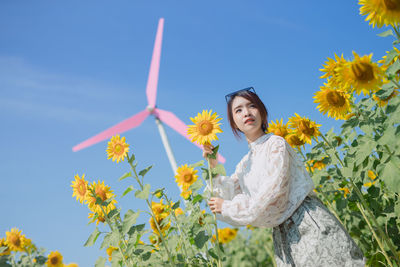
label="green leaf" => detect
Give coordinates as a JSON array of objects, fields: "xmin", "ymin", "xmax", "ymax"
[
  {"xmin": 0, "ymin": 247, "xmax": 6, "ymax": 253},
  {"xmin": 385, "ymin": 48, "xmax": 400, "ymax": 65},
  {"xmin": 189, "ymin": 179, "xmax": 204, "ymax": 192},
  {"xmin": 122, "ymin": 210, "xmax": 140, "ymax": 234},
  {"xmin": 377, "ymin": 157, "xmax": 400, "ymax": 193},
  {"xmin": 201, "ymin": 167, "xmax": 209, "ymax": 180},
  {"xmin": 139, "ymin": 165, "xmax": 153, "ymax": 177},
  {"xmin": 377, "ymin": 29, "xmax": 393, "ymax": 37},
  {"xmin": 387, "ymin": 59, "xmax": 400, "ymax": 76},
  {"xmin": 122, "ymin": 185, "xmax": 134, "ymax": 197},
  {"xmin": 128, "ymin": 223, "xmax": 146, "ymax": 236},
  {"xmin": 107, "ymin": 209, "xmax": 119, "ymax": 220},
  {"xmin": 208, "ymin": 145, "xmax": 219, "ymax": 160},
  {"xmin": 172, "ymin": 201, "xmax": 180, "ymax": 210},
  {"xmin": 128, "ymin": 153, "xmax": 135, "ymax": 164},
  {"xmin": 84, "ymin": 227, "xmax": 100, "ymax": 247},
  {"xmin": 95, "ymin": 256, "xmax": 106, "ymax": 267},
  {"xmin": 208, "ymin": 248, "xmax": 219, "ymax": 260},
  {"xmin": 135, "ymin": 184, "xmax": 151, "ymax": 199},
  {"xmin": 118, "ymin": 172, "xmax": 132, "ymax": 181},
  {"xmin": 189, "ymin": 160, "xmax": 204, "ymax": 168},
  {"xmin": 100, "ymin": 231, "xmax": 119, "ymax": 249},
  {"xmin": 194, "ymin": 230, "xmax": 209, "ymax": 249},
  {"xmin": 192, "ymin": 194, "xmax": 203, "ymax": 204},
  {"xmin": 212, "ymin": 164, "xmax": 226, "ymax": 176}
]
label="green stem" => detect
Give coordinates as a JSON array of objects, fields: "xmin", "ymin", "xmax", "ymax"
[
  {"xmin": 357, "ymin": 203, "xmax": 394, "ymax": 267},
  {"xmin": 129, "ymin": 162, "xmax": 175, "ymax": 266},
  {"xmin": 320, "ymin": 134, "xmax": 400, "ymax": 265},
  {"xmin": 98, "ymin": 204, "xmax": 130, "ymax": 267},
  {"xmin": 207, "ymin": 158, "xmax": 223, "ymax": 267},
  {"xmin": 163, "ymin": 195, "xmax": 191, "ymax": 264}
]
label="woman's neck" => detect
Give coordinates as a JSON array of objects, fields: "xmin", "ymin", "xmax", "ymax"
[{"xmin": 245, "ymin": 130, "xmax": 266, "ymax": 144}]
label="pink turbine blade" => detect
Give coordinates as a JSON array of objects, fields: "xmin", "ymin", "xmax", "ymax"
[
  {"xmin": 146, "ymin": 18, "xmax": 164, "ymax": 108},
  {"xmin": 154, "ymin": 108, "xmax": 226, "ymax": 163},
  {"xmin": 73, "ymin": 109, "xmax": 150, "ymax": 152}
]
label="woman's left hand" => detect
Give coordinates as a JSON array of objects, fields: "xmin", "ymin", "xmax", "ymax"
[{"xmin": 208, "ymin": 197, "xmax": 224, "ymax": 214}]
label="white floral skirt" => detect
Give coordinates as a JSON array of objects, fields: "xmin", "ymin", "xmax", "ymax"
[{"xmin": 272, "ymin": 195, "xmax": 365, "ymax": 267}]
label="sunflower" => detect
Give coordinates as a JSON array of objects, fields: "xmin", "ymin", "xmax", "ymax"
[
  {"xmin": 314, "ymin": 84, "xmax": 352, "ymax": 120},
  {"xmin": 359, "ymin": 0, "xmax": 400, "ymax": 28},
  {"xmin": 106, "ymin": 246, "xmax": 118, "ymax": 262},
  {"xmin": 285, "ymin": 131, "xmax": 306, "ymax": 149},
  {"xmin": 288, "ymin": 114, "xmax": 321, "ymax": 144},
  {"xmin": 368, "ymin": 170, "xmax": 377, "ymax": 180},
  {"xmin": 88, "ymin": 204, "xmax": 116, "ymax": 225},
  {"xmin": 180, "ymin": 189, "xmax": 192, "ymax": 200},
  {"xmin": 187, "ymin": 110, "xmax": 223, "ymax": 145},
  {"xmin": 46, "ymin": 251, "xmax": 63, "ymax": 267},
  {"xmin": 267, "ymin": 119, "xmax": 289, "ymax": 138},
  {"xmin": 150, "ymin": 200, "xmax": 171, "ymax": 236},
  {"xmin": 71, "ymin": 174, "xmax": 89, "ymax": 204},
  {"xmin": 174, "ymin": 207, "xmax": 184, "ymax": 217},
  {"xmin": 175, "ymin": 164, "xmax": 198, "ymax": 189},
  {"xmin": 0, "ymin": 238, "xmax": 10, "ymax": 256},
  {"xmin": 149, "ymin": 213, "xmax": 170, "ymax": 236},
  {"xmin": 5, "ymin": 228, "xmax": 27, "ymax": 252},
  {"xmin": 65, "ymin": 264, "xmax": 79, "ymax": 267},
  {"xmin": 320, "ymin": 54, "xmax": 347, "ymax": 85},
  {"xmin": 307, "ymin": 157, "xmax": 328, "ymax": 172},
  {"xmin": 338, "ymin": 187, "xmax": 350, "ymax": 198},
  {"xmin": 106, "ymin": 135, "xmax": 130, "ymax": 163},
  {"xmin": 378, "ymin": 46, "xmax": 400, "ymax": 67},
  {"xmin": 338, "ymin": 51, "xmax": 386, "ymax": 95},
  {"xmin": 86, "ymin": 180, "xmax": 117, "ymax": 209},
  {"xmin": 364, "ymin": 170, "xmax": 378, "ymax": 187},
  {"xmin": 213, "ymin": 228, "xmax": 238, "ymax": 244},
  {"xmin": 372, "ymin": 89, "xmax": 399, "ymax": 107}
]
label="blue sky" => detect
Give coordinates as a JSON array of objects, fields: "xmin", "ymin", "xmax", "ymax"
[{"xmin": 0, "ymin": 1, "xmax": 392, "ymax": 265}]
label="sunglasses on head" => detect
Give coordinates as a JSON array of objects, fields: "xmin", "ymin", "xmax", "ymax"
[{"xmin": 225, "ymin": 87, "xmax": 256, "ymax": 103}]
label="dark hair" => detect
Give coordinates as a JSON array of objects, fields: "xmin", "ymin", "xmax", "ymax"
[{"xmin": 227, "ymin": 90, "xmax": 269, "ymax": 138}]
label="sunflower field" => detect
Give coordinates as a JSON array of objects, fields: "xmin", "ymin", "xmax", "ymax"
[{"xmin": 1, "ymin": 1, "xmax": 400, "ymax": 266}]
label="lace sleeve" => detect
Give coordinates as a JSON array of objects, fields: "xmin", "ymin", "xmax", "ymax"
[
  {"xmin": 220, "ymin": 136, "xmax": 291, "ymax": 227},
  {"xmin": 210, "ymin": 174, "xmax": 242, "ymax": 200}
]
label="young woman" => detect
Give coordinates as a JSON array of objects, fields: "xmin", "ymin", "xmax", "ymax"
[{"xmin": 204, "ymin": 88, "xmax": 364, "ymax": 266}]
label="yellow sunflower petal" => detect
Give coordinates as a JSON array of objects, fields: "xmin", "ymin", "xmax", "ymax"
[
  {"xmin": 359, "ymin": 0, "xmax": 400, "ymax": 28},
  {"xmin": 106, "ymin": 135, "xmax": 130, "ymax": 163},
  {"xmin": 187, "ymin": 110, "xmax": 223, "ymax": 145}
]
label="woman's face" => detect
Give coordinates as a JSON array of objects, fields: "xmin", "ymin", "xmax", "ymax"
[{"xmin": 231, "ymin": 96, "xmax": 264, "ymax": 138}]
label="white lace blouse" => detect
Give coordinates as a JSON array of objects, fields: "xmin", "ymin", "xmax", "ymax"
[{"xmin": 211, "ymin": 133, "xmax": 315, "ymax": 228}]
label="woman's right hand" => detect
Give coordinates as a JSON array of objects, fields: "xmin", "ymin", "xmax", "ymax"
[{"xmin": 202, "ymin": 144, "xmax": 218, "ymax": 169}]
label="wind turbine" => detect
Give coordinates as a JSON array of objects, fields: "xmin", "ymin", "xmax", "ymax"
[{"xmin": 72, "ymin": 18, "xmax": 225, "ymax": 174}]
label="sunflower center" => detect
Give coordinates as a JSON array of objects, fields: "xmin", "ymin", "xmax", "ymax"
[
  {"xmin": 299, "ymin": 121, "xmax": 315, "ymax": 136},
  {"xmin": 183, "ymin": 173, "xmax": 193, "ymax": 183},
  {"xmin": 351, "ymin": 62, "xmax": 374, "ymax": 82},
  {"xmin": 383, "ymin": 0, "xmax": 400, "ymax": 10},
  {"xmin": 95, "ymin": 188, "xmax": 107, "ymax": 201},
  {"xmin": 9, "ymin": 235, "xmax": 20, "ymax": 247},
  {"xmin": 289, "ymin": 135, "xmax": 304, "ymax": 146},
  {"xmin": 114, "ymin": 144, "xmax": 123, "ymax": 155},
  {"xmin": 198, "ymin": 121, "xmax": 214, "ymax": 135},
  {"xmin": 326, "ymin": 91, "xmax": 346, "ymax": 107},
  {"xmin": 50, "ymin": 256, "xmax": 59, "ymax": 264}
]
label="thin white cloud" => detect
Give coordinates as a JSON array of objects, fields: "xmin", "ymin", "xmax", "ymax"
[{"xmin": 0, "ymin": 56, "xmax": 144, "ymax": 124}]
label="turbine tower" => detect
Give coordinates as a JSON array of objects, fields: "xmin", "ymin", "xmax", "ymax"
[{"xmin": 73, "ymin": 18, "xmax": 225, "ymax": 174}]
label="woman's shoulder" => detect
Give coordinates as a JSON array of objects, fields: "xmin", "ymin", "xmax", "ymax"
[{"xmin": 264, "ymin": 133, "xmax": 286, "ymax": 148}]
